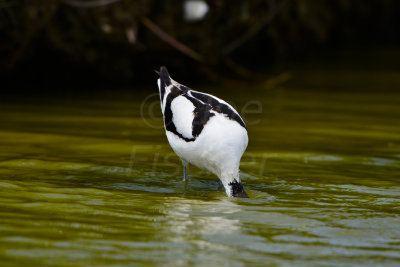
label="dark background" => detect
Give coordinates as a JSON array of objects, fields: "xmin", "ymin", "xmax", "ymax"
[{"xmin": 1, "ymin": 0, "xmax": 400, "ymax": 90}]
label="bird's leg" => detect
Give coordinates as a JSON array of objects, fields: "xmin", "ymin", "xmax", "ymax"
[
  {"xmin": 182, "ymin": 160, "xmax": 188, "ymax": 182},
  {"xmin": 183, "ymin": 165, "xmax": 188, "ymax": 181}
]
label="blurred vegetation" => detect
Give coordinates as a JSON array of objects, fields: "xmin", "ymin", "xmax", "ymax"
[{"xmin": 1, "ymin": 0, "xmax": 399, "ymax": 87}]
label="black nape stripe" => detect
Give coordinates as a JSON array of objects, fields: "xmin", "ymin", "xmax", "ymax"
[
  {"xmin": 229, "ymin": 180, "xmax": 248, "ymax": 198},
  {"xmin": 190, "ymin": 91, "xmax": 247, "ymax": 129},
  {"xmin": 164, "ymin": 86, "xmax": 195, "ymax": 142}
]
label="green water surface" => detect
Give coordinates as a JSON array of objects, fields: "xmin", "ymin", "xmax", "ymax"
[{"xmin": 1, "ymin": 69, "xmax": 400, "ymax": 266}]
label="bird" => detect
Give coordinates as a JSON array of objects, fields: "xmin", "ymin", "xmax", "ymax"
[{"xmin": 156, "ymin": 66, "xmax": 249, "ymax": 197}]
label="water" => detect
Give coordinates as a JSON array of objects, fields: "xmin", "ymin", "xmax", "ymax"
[{"xmin": 1, "ymin": 70, "xmax": 400, "ymax": 266}]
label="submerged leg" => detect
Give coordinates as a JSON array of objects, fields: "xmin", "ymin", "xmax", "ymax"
[
  {"xmin": 182, "ymin": 160, "xmax": 188, "ymax": 181},
  {"xmin": 183, "ymin": 165, "xmax": 188, "ymax": 181}
]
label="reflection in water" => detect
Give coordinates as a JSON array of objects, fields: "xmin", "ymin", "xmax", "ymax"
[
  {"xmin": 162, "ymin": 198, "xmax": 242, "ymax": 237},
  {"xmin": 163, "ymin": 198, "xmax": 243, "ymax": 255},
  {"xmin": 159, "ymin": 198, "xmax": 269, "ymax": 265}
]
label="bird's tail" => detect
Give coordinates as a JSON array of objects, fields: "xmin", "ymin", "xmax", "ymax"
[
  {"xmin": 158, "ymin": 66, "xmax": 171, "ymax": 87},
  {"xmin": 156, "ymin": 66, "xmax": 172, "ymax": 107}
]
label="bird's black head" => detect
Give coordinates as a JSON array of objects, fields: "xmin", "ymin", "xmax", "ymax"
[{"xmin": 229, "ymin": 180, "xmax": 249, "ymax": 198}]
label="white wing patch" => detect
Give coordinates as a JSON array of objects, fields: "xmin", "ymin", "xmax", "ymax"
[{"xmin": 170, "ymin": 95, "xmax": 195, "ymax": 139}]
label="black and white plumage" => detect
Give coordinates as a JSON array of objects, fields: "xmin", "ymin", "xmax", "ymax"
[{"xmin": 156, "ymin": 66, "xmax": 248, "ymax": 197}]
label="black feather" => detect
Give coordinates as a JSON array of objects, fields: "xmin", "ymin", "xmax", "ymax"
[
  {"xmin": 229, "ymin": 180, "xmax": 248, "ymax": 198},
  {"xmin": 191, "ymin": 91, "xmax": 247, "ymax": 129},
  {"xmin": 158, "ymin": 66, "xmax": 171, "ymax": 103}
]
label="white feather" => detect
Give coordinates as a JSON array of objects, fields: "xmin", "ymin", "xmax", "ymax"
[{"xmin": 170, "ymin": 96, "xmax": 195, "ymax": 139}]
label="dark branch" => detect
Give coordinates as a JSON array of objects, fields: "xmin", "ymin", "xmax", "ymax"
[{"xmin": 140, "ymin": 16, "xmax": 204, "ymax": 63}]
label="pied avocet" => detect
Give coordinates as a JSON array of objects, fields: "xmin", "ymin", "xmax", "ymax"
[{"xmin": 156, "ymin": 66, "xmax": 248, "ymax": 197}]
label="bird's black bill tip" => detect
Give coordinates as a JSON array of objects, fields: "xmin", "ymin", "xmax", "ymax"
[
  {"xmin": 229, "ymin": 181, "xmax": 249, "ymax": 198},
  {"xmin": 154, "ymin": 70, "xmax": 160, "ymax": 75}
]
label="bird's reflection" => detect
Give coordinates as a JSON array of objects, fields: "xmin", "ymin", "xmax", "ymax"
[{"xmin": 160, "ymin": 197, "xmax": 243, "ymax": 243}]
